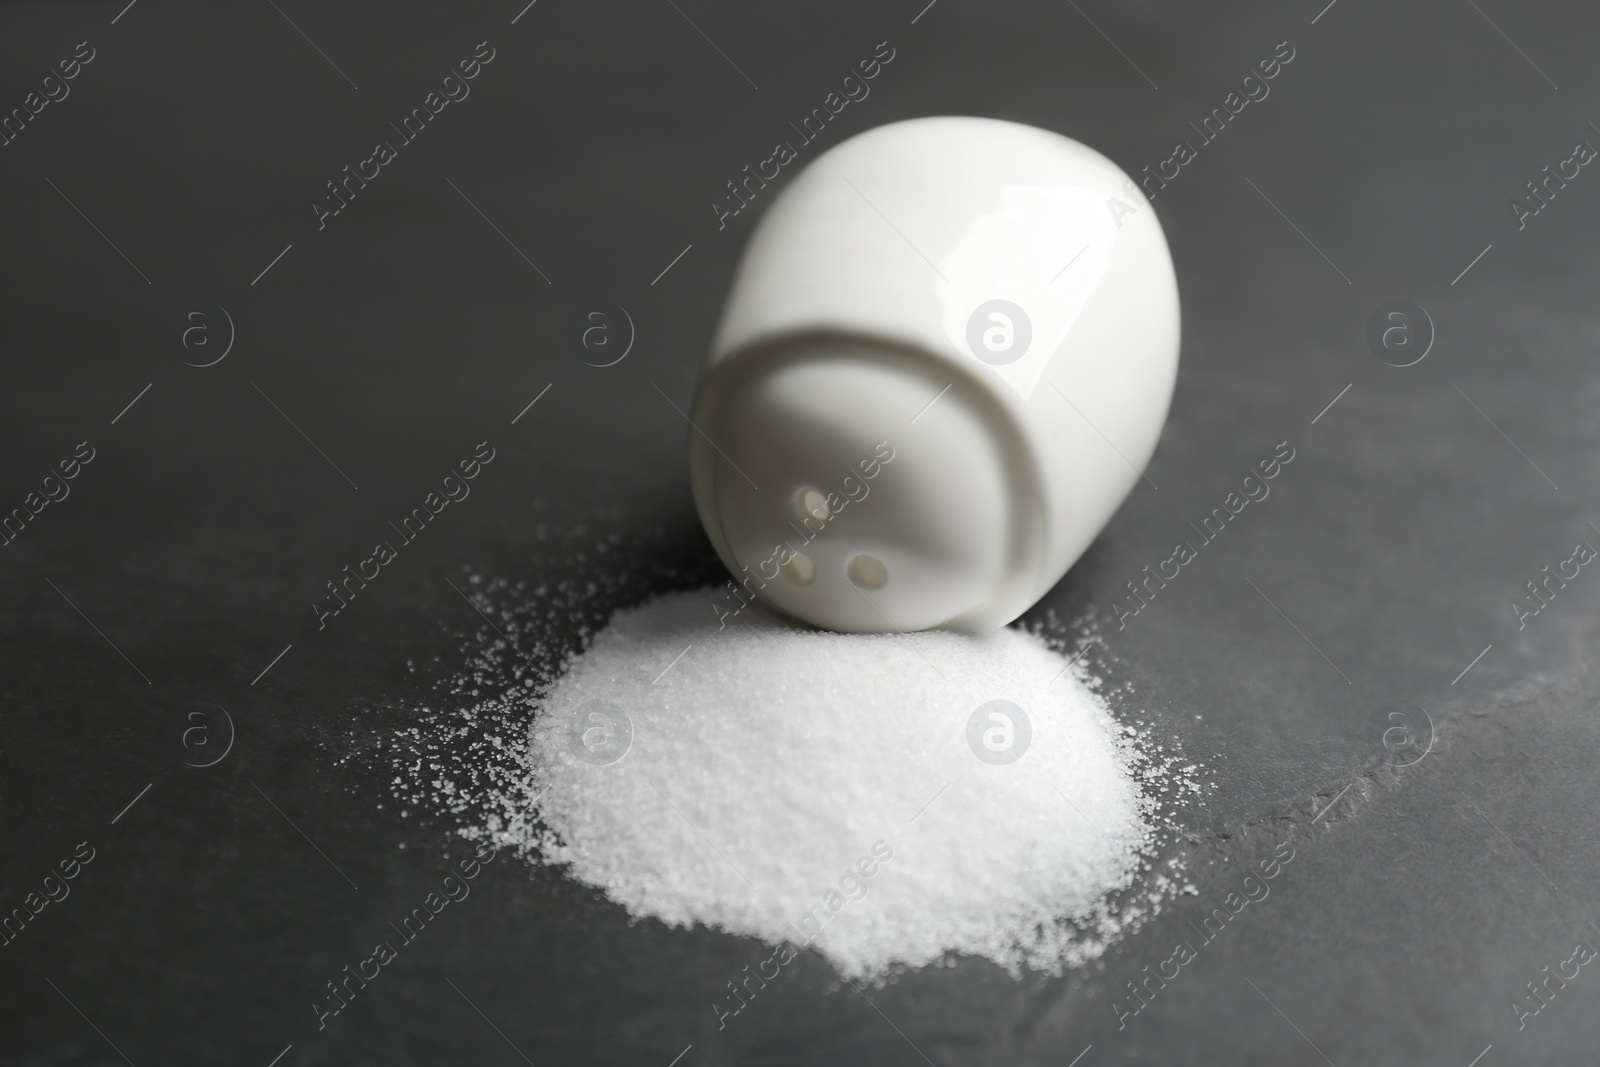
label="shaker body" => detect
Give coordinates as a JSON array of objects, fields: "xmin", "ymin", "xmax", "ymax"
[{"xmin": 690, "ymin": 116, "xmax": 1180, "ymax": 633}]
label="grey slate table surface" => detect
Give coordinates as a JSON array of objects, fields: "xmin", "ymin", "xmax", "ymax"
[{"xmin": 4, "ymin": 0, "xmax": 1600, "ymax": 1063}]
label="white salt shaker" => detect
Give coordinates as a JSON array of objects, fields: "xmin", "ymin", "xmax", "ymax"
[{"xmin": 690, "ymin": 116, "xmax": 1180, "ymax": 633}]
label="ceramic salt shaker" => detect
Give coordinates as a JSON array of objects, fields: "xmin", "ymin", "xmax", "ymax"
[{"xmin": 689, "ymin": 116, "xmax": 1180, "ymax": 633}]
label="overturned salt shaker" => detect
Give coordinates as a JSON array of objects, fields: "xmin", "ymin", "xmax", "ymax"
[{"xmin": 690, "ymin": 116, "xmax": 1180, "ymax": 633}]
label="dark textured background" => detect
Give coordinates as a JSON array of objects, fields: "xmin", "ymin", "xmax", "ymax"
[{"xmin": 4, "ymin": 0, "xmax": 1600, "ymax": 1063}]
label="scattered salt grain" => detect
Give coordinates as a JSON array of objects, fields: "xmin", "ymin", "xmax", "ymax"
[{"xmin": 364, "ymin": 523, "xmax": 1202, "ymax": 981}]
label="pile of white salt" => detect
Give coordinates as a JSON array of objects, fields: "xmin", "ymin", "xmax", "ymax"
[{"xmin": 495, "ymin": 588, "xmax": 1158, "ymax": 979}]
